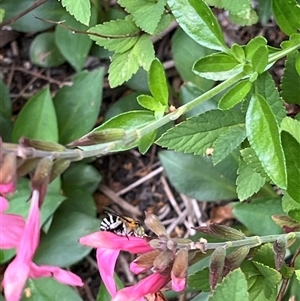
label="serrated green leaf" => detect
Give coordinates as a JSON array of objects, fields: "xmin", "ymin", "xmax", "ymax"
[
  {"xmin": 88, "ymin": 16, "xmax": 139, "ymax": 53},
  {"xmin": 219, "ymin": 80, "xmax": 252, "ymax": 110},
  {"xmin": 55, "ymin": 11, "xmax": 94, "ymax": 72},
  {"xmin": 245, "ymin": 94, "xmax": 287, "ymax": 189},
  {"xmin": 22, "ymin": 277, "xmax": 83, "ymax": 301},
  {"xmin": 188, "ymin": 268, "xmax": 210, "ymax": 291},
  {"xmin": 119, "ymin": 0, "xmax": 167, "ymax": 34},
  {"xmin": 256, "ymin": 72, "xmax": 286, "ymax": 123},
  {"xmin": 251, "ymin": 45, "xmax": 268, "ymax": 74},
  {"xmin": 53, "ymin": 69, "xmax": 104, "ymax": 144},
  {"xmin": 272, "ymin": 0, "xmax": 300, "ymax": 35},
  {"xmin": 232, "ymin": 198, "xmax": 284, "ymax": 235},
  {"xmin": 167, "ymin": 0, "xmax": 227, "ymax": 51},
  {"xmin": 193, "ymin": 53, "xmax": 241, "ymax": 81},
  {"xmin": 281, "ymin": 117, "xmax": 300, "ymax": 144},
  {"xmin": 212, "ymin": 125, "xmax": 246, "ymax": 164},
  {"xmin": 282, "ymin": 132, "xmax": 300, "ymax": 203},
  {"xmin": 172, "ymin": 28, "xmax": 215, "ymax": 89},
  {"xmin": 156, "ymin": 110, "xmax": 244, "ymax": 155},
  {"xmin": 208, "ymin": 269, "xmax": 248, "ymax": 301},
  {"xmin": 60, "ymin": 0, "xmax": 90, "ymax": 25},
  {"xmin": 245, "ymin": 37, "xmax": 267, "ymax": 60},
  {"xmin": 281, "ymin": 52, "xmax": 300, "ymax": 105},
  {"xmin": 108, "ymin": 50, "xmax": 140, "ymax": 88},
  {"xmin": 148, "ymin": 59, "xmax": 168, "ymax": 106},
  {"xmin": 12, "ymin": 87, "xmax": 58, "ymax": 143},
  {"xmin": 138, "ymin": 130, "xmax": 157, "ymax": 154},
  {"xmin": 131, "ymin": 34, "xmax": 155, "ymax": 71},
  {"xmin": 236, "ymin": 158, "xmax": 265, "ymax": 201},
  {"xmin": 252, "ymin": 244, "xmax": 276, "ymax": 269},
  {"xmin": 158, "ymin": 150, "xmax": 238, "ymax": 201}
]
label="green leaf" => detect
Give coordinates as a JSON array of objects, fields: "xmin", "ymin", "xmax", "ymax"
[
  {"xmin": 256, "ymin": 72, "xmax": 286, "ymax": 123},
  {"xmin": 281, "ymin": 52, "xmax": 300, "ymax": 105},
  {"xmin": 231, "ymin": 44, "xmax": 245, "ymax": 63},
  {"xmin": 60, "ymin": 0, "xmax": 90, "ymax": 26},
  {"xmin": 236, "ymin": 157, "xmax": 265, "ymax": 201},
  {"xmin": 149, "ymin": 59, "xmax": 168, "ymax": 106},
  {"xmin": 53, "ymin": 69, "xmax": 104, "ymax": 144},
  {"xmin": 219, "ymin": 80, "xmax": 252, "ymax": 110},
  {"xmin": 108, "ymin": 51, "xmax": 139, "ymax": 88},
  {"xmin": 251, "ymin": 45, "xmax": 268, "ymax": 74},
  {"xmin": 229, "ymin": 9, "xmax": 258, "ymax": 26},
  {"xmin": 62, "ymin": 163, "xmax": 102, "ymax": 194},
  {"xmin": 212, "ymin": 125, "xmax": 246, "ymax": 164},
  {"xmin": 272, "ymin": 0, "xmax": 300, "ymax": 35},
  {"xmin": 97, "ymin": 275, "xmax": 124, "ymax": 301},
  {"xmin": 21, "ymin": 277, "xmax": 83, "ymax": 301},
  {"xmin": 118, "ymin": 0, "xmax": 167, "ymax": 34},
  {"xmin": 138, "ymin": 130, "xmax": 157, "ymax": 154},
  {"xmin": 281, "ymin": 117, "xmax": 300, "ymax": 144},
  {"xmin": 193, "ymin": 53, "xmax": 241, "ymax": 81},
  {"xmin": 55, "ymin": 11, "xmax": 94, "ymax": 72},
  {"xmin": 188, "ymin": 268, "xmax": 210, "ymax": 291},
  {"xmin": 0, "ymin": 79, "xmax": 12, "ymax": 141},
  {"xmin": 34, "ymin": 204, "xmax": 99, "ymax": 267},
  {"xmin": 282, "ymin": 132, "xmax": 300, "ymax": 203},
  {"xmin": 282, "ymin": 192, "xmax": 300, "ymax": 222},
  {"xmin": 137, "ymin": 95, "xmax": 164, "ymax": 112},
  {"xmin": 158, "ymin": 150, "xmax": 238, "ymax": 201},
  {"xmin": 232, "ymin": 198, "xmax": 284, "ymax": 235},
  {"xmin": 208, "ymin": 269, "xmax": 248, "ymax": 301},
  {"xmin": 172, "ymin": 28, "xmax": 214, "ymax": 89},
  {"xmin": 156, "ymin": 110, "xmax": 244, "ymax": 155},
  {"xmin": 12, "ymin": 87, "xmax": 58, "ymax": 142},
  {"xmin": 167, "ymin": 0, "xmax": 227, "ymax": 51},
  {"xmin": 131, "ymin": 34, "xmax": 155, "ymax": 71},
  {"xmin": 0, "ymin": 0, "xmax": 65, "ymax": 33},
  {"xmin": 30, "ymin": 32, "xmax": 66, "ymax": 68},
  {"xmin": 245, "ymin": 94, "xmax": 287, "ymax": 189},
  {"xmin": 245, "ymin": 36, "xmax": 267, "ymax": 60},
  {"xmin": 88, "ymin": 16, "xmax": 139, "ymax": 53}
]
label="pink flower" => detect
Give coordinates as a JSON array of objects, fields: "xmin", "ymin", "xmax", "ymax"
[
  {"xmin": 79, "ymin": 231, "xmax": 152, "ymax": 298},
  {"xmin": 0, "ymin": 196, "xmax": 25, "ymax": 249},
  {"xmin": 112, "ymin": 273, "xmax": 170, "ymax": 301},
  {"xmin": 2, "ymin": 190, "xmax": 83, "ymax": 301}
]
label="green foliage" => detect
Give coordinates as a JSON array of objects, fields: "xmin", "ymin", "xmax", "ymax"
[
  {"xmin": 59, "ymin": 0, "xmax": 91, "ymax": 26},
  {"xmin": 0, "ymin": 79, "xmax": 13, "ymax": 141}
]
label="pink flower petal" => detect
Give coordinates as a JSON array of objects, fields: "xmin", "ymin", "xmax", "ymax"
[
  {"xmin": 112, "ymin": 273, "xmax": 170, "ymax": 301},
  {"xmin": 130, "ymin": 262, "xmax": 150, "ymax": 274},
  {"xmin": 171, "ymin": 272, "xmax": 186, "ymax": 292},
  {"xmin": 79, "ymin": 231, "xmax": 152, "ymax": 253},
  {"xmin": 0, "ymin": 196, "xmax": 9, "ymax": 211},
  {"xmin": 0, "ymin": 182, "xmax": 15, "ymax": 195},
  {"xmin": 2, "ymin": 257, "xmax": 30, "ymax": 301},
  {"xmin": 97, "ymin": 248, "xmax": 120, "ymax": 297},
  {"xmin": 0, "ymin": 214, "xmax": 25, "ymax": 249},
  {"xmin": 29, "ymin": 263, "xmax": 83, "ymax": 286}
]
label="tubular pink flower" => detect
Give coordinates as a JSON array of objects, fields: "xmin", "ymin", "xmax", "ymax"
[
  {"xmin": 112, "ymin": 273, "xmax": 170, "ymax": 301},
  {"xmin": 2, "ymin": 190, "xmax": 83, "ymax": 301},
  {"xmin": 130, "ymin": 262, "xmax": 149, "ymax": 274},
  {"xmin": 171, "ymin": 272, "xmax": 186, "ymax": 292},
  {"xmin": 0, "ymin": 196, "xmax": 25, "ymax": 249},
  {"xmin": 96, "ymin": 248, "xmax": 120, "ymax": 297},
  {"xmin": 79, "ymin": 231, "xmax": 152, "ymax": 253},
  {"xmin": 0, "ymin": 182, "xmax": 15, "ymax": 195}
]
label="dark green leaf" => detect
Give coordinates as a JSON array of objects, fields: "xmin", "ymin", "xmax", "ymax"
[
  {"xmin": 236, "ymin": 157, "xmax": 265, "ymax": 201},
  {"xmin": 282, "ymin": 132, "xmax": 300, "ymax": 203},
  {"xmin": 245, "ymin": 94, "xmax": 287, "ymax": 189},
  {"xmin": 55, "ymin": 11, "xmax": 95, "ymax": 72},
  {"xmin": 281, "ymin": 117, "xmax": 300, "ymax": 144},
  {"xmin": 281, "ymin": 52, "xmax": 300, "ymax": 105},
  {"xmin": 257, "ymin": 0, "xmax": 272, "ymax": 25},
  {"xmin": 118, "ymin": 0, "xmax": 167, "ymax": 34},
  {"xmin": 138, "ymin": 130, "xmax": 157, "ymax": 154},
  {"xmin": 96, "ymin": 275, "xmax": 124, "ymax": 301},
  {"xmin": 53, "ymin": 69, "xmax": 104, "ymax": 144},
  {"xmin": 232, "ymin": 198, "xmax": 284, "ymax": 235},
  {"xmin": 156, "ymin": 110, "xmax": 244, "ymax": 155},
  {"xmin": 172, "ymin": 28, "xmax": 214, "ymax": 89},
  {"xmin": 0, "ymin": 79, "xmax": 12, "ymax": 141},
  {"xmin": 188, "ymin": 268, "xmax": 210, "ymax": 291},
  {"xmin": 282, "ymin": 192, "xmax": 300, "ymax": 222},
  {"xmin": 159, "ymin": 150, "xmax": 238, "ymax": 201},
  {"xmin": 167, "ymin": 0, "xmax": 227, "ymax": 51},
  {"xmin": 125, "ymin": 68, "xmax": 149, "ymax": 92},
  {"xmin": 193, "ymin": 53, "xmax": 241, "ymax": 81},
  {"xmin": 12, "ymin": 87, "xmax": 58, "ymax": 142},
  {"xmin": 30, "ymin": 32, "xmax": 66, "ymax": 68},
  {"xmin": 60, "ymin": 0, "xmax": 91, "ymax": 26},
  {"xmin": 208, "ymin": 269, "xmax": 248, "ymax": 301},
  {"xmin": 21, "ymin": 277, "xmax": 83, "ymax": 301},
  {"xmin": 272, "ymin": 0, "xmax": 300, "ymax": 35},
  {"xmin": 218, "ymin": 80, "xmax": 252, "ymax": 110}
]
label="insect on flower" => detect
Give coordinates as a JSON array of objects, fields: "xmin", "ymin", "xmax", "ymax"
[{"xmin": 100, "ymin": 207, "xmax": 145, "ymax": 238}]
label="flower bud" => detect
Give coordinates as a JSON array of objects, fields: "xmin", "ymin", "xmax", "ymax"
[
  {"xmin": 223, "ymin": 246, "xmax": 249, "ymax": 276},
  {"xmin": 17, "ymin": 158, "xmax": 40, "ymax": 177},
  {"xmin": 273, "ymin": 236, "xmax": 287, "ymax": 270},
  {"xmin": 171, "ymin": 249, "xmax": 188, "ymax": 292},
  {"xmin": 20, "ymin": 137, "xmax": 66, "ymax": 151},
  {"xmin": 209, "ymin": 246, "xmax": 226, "ymax": 290},
  {"xmin": 49, "ymin": 159, "xmax": 71, "ymax": 183},
  {"xmin": 153, "ymin": 250, "xmax": 173, "ymax": 273},
  {"xmin": 145, "ymin": 212, "xmax": 168, "ymax": 236},
  {"xmin": 210, "ymin": 223, "xmax": 245, "ymax": 240},
  {"xmin": 130, "ymin": 250, "xmax": 160, "ymax": 274},
  {"xmin": 0, "ymin": 153, "xmax": 16, "ymax": 195},
  {"xmin": 272, "ymin": 215, "xmax": 300, "ymax": 233}
]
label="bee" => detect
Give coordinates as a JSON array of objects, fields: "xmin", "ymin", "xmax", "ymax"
[{"xmin": 100, "ymin": 207, "xmax": 145, "ymax": 238}]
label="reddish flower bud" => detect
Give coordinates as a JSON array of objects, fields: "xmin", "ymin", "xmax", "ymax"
[
  {"xmin": 273, "ymin": 236, "xmax": 287, "ymax": 270},
  {"xmin": 209, "ymin": 246, "xmax": 226, "ymax": 290},
  {"xmin": 131, "ymin": 250, "xmax": 161, "ymax": 274},
  {"xmin": 223, "ymin": 246, "xmax": 250, "ymax": 276},
  {"xmin": 171, "ymin": 249, "xmax": 188, "ymax": 292}
]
